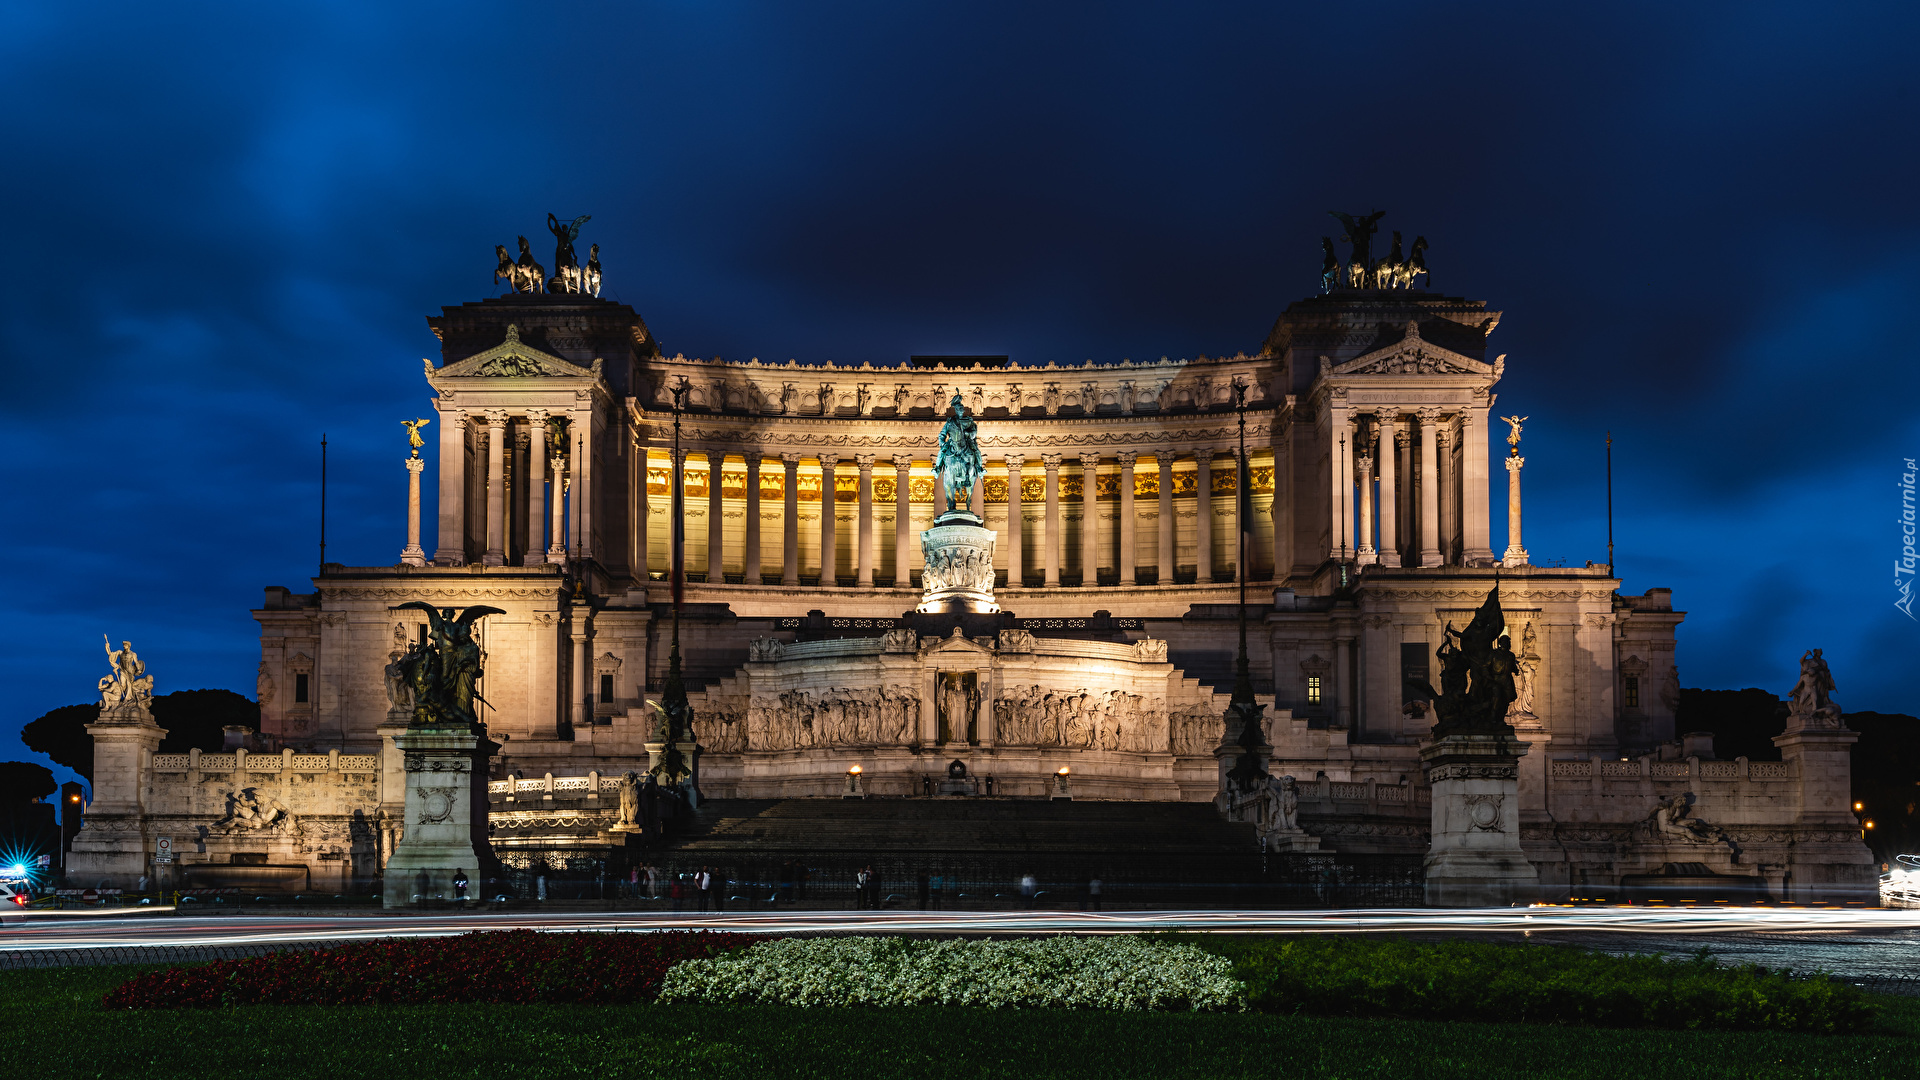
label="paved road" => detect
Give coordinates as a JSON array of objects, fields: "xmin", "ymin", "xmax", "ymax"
[{"xmin": 7, "ymin": 907, "xmax": 1920, "ymax": 991}]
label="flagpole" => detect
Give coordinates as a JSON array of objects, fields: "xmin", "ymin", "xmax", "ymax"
[{"xmin": 1605, "ymin": 431, "xmax": 1615, "ymax": 579}]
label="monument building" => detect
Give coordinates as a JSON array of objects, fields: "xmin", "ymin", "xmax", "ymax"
[{"xmin": 67, "ymin": 215, "xmax": 1875, "ymax": 904}]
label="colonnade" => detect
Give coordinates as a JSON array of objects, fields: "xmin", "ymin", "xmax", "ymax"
[
  {"xmin": 428, "ymin": 408, "xmax": 584, "ymax": 567},
  {"xmin": 1330, "ymin": 407, "xmax": 1493, "ymax": 569},
  {"xmin": 642, "ymin": 447, "xmax": 1275, "ymax": 590}
]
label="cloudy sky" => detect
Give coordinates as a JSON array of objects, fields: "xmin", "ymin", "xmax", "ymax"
[{"xmin": 3, "ymin": 2, "xmax": 1915, "ymax": 786}]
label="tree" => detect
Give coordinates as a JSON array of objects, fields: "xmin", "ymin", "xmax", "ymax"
[
  {"xmin": 1676, "ymin": 687, "xmax": 1786, "ymax": 762},
  {"xmin": 21, "ymin": 704, "xmax": 98, "ymax": 781},
  {"xmin": 20, "ymin": 690, "xmax": 261, "ymax": 782},
  {"xmin": 0, "ymin": 762, "xmax": 56, "ymax": 806}
]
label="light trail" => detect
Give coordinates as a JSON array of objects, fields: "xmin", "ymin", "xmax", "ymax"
[{"xmin": 4, "ymin": 906, "xmax": 1920, "ymax": 951}]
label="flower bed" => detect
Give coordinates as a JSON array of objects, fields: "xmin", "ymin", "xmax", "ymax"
[
  {"xmin": 657, "ymin": 935, "xmax": 1243, "ymax": 1011},
  {"xmin": 1193, "ymin": 936, "xmax": 1879, "ymax": 1035},
  {"xmin": 102, "ymin": 930, "xmax": 761, "ymax": 1009}
]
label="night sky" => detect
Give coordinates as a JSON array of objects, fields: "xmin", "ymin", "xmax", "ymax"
[{"xmin": 4, "ymin": 3, "xmax": 1916, "ymax": 789}]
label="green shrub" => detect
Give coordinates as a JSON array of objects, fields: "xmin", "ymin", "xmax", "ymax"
[{"xmin": 1189, "ymin": 936, "xmax": 1877, "ymax": 1035}]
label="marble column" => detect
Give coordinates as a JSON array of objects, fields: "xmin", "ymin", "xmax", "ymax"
[
  {"xmin": 667, "ymin": 448, "xmax": 687, "ymax": 578},
  {"xmin": 781, "ymin": 453, "xmax": 801, "ymax": 586},
  {"xmin": 549, "ymin": 451, "xmax": 567, "ymax": 563},
  {"xmin": 1195, "ymin": 451, "xmax": 1215, "ymax": 583},
  {"xmin": 1327, "ymin": 406, "xmax": 1351, "ymax": 561},
  {"xmin": 401, "ymin": 456, "xmax": 427, "ymax": 566},
  {"xmin": 744, "ymin": 456, "xmax": 762, "ymax": 584},
  {"xmin": 856, "ymin": 454, "xmax": 876, "ymax": 587},
  {"xmin": 433, "ymin": 411, "xmax": 467, "ymax": 565},
  {"xmin": 892, "ymin": 455, "xmax": 912, "ymax": 588},
  {"xmin": 1397, "ymin": 427, "xmax": 1413, "ymax": 565},
  {"xmin": 1503, "ymin": 453, "xmax": 1529, "ymax": 567},
  {"xmin": 1117, "ymin": 451, "xmax": 1138, "ymax": 586},
  {"xmin": 569, "ymin": 607, "xmax": 590, "ymax": 733},
  {"xmin": 1271, "ymin": 411, "xmax": 1292, "ymax": 578},
  {"xmin": 1041, "ymin": 453, "xmax": 1062, "ymax": 588},
  {"xmin": 1079, "ymin": 453, "xmax": 1099, "ymax": 586},
  {"xmin": 1438, "ymin": 423, "xmax": 1457, "ymax": 566},
  {"xmin": 574, "ymin": 411, "xmax": 593, "ymax": 560},
  {"xmin": 1417, "ymin": 408, "xmax": 1442, "ymax": 568},
  {"xmin": 1355, "ymin": 419, "xmax": 1377, "ymax": 566},
  {"xmin": 483, "ymin": 410, "xmax": 508, "ymax": 566},
  {"xmin": 1157, "ymin": 452, "xmax": 1175, "ymax": 585},
  {"xmin": 819, "ymin": 458, "xmax": 837, "ymax": 586},
  {"xmin": 706, "ymin": 452, "xmax": 726, "ymax": 582},
  {"xmin": 1005, "ymin": 458, "xmax": 1024, "ymax": 588},
  {"xmin": 631, "ymin": 438, "xmax": 648, "ymax": 586},
  {"xmin": 1377, "ymin": 417, "xmax": 1400, "ymax": 568},
  {"xmin": 567, "ymin": 418, "xmax": 586, "ymax": 561},
  {"xmin": 970, "ymin": 471, "xmax": 984, "ymax": 517},
  {"xmin": 524, "ymin": 410, "xmax": 548, "ymax": 566},
  {"xmin": 1462, "ymin": 408, "xmax": 1496, "ymax": 565}
]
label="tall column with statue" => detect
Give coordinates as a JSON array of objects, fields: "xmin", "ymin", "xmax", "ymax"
[
  {"xmin": 401, "ymin": 418, "xmax": 431, "ymax": 567},
  {"xmin": 1501, "ymin": 415, "xmax": 1529, "ymax": 568}
]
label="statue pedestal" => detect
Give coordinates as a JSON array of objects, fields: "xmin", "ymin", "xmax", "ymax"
[
  {"xmin": 918, "ymin": 511, "xmax": 998, "ymax": 614},
  {"xmin": 383, "ymin": 724, "xmax": 495, "ymax": 908},
  {"xmin": 1420, "ymin": 733, "xmax": 1539, "ymax": 907}
]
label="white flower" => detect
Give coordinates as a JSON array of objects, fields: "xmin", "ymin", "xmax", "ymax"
[{"xmin": 657, "ymin": 936, "xmax": 1243, "ymax": 1011}]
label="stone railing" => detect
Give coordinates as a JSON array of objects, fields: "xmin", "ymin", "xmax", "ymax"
[
  {"xmin": 1296, "ymin": 777, "xmax": 1429, "ymax": 815},
  {"xmin": 1547, "ymin": 757, "xmax": 1790, "ymax": 781},
  {"xmin": 153, "ymin": 749, "xmax": 379, "ymax": 773}
]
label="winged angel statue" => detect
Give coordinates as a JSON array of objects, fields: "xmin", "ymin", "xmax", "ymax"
[{"xmin": 391, "ymin": 602, "xmax": 504, "ymax": 728}]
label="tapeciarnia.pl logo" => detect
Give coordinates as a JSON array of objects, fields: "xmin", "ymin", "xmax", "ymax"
[{"xmin": 1899, "ymin": 458, "xmax": 1917, "ymax": 620}]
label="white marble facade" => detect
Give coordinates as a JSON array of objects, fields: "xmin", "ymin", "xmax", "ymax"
[{"xmin": 153, "ymin": 284, "xmax": 1866, "ymax": 901}]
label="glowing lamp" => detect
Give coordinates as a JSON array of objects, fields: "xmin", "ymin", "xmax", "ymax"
[
  {"xmin": 1056, "ymin": 767, "xmax": 1069, "ymax": 775},
  {"xmin": 848, "ymin": 765, "xmax": 862, "ymax": 775}
]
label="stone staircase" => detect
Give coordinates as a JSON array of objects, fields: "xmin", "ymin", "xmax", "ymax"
[{"xmin": 671, "ymin": 798, "xmax": 1258, "ymax": 859}]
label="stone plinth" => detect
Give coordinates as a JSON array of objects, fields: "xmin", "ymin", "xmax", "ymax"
[
  {"xmin": 918, "ymin": 511, "xmax": 998, "ymax": 614},
  {"xmin": 66, "ymin": 700, "xmax": 168, "ymax": 888},
  {"xmin": 1420, "ymin": 733, "xmax": 1539, "ymax": 907},
  {"xmin": 383, "ymin": 725, "xmax": 494, "ymax": 908}
]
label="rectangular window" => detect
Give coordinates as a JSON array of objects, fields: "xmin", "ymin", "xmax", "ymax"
[
  {"xmin": 1306, "ymin": 675, "xmax": 1323, "ymax": 705},
  {"xmin": 600, "ymin": 674, "xmax": 615, "ymax": 704},
  {"xmin": 1400, "ymin": 642, "xmax": 1429, "ymax": 702},
  {"xmin": 294, "ymin": 673, "xmax": 309, "ymax": 704},
  {"xmin": 1624, "ymin": 676, "xmax": 1640, "ymax": 709}
]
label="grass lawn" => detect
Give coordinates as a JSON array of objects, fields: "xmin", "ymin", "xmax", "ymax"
[{"xmin": 6, "ymin": 963, "xmax": 1920, "ymax": 1080}]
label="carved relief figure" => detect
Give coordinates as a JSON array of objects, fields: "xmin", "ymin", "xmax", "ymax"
[
  {"xmin": 616, "ymin": 771, "xmax": 641, "ymax": 826},
  {"xmin": 749, "ymin": 687, "xmax": 921, "ymax": 750},
  {"xmin": 583, "ymin": 243, "xmax": 603, "ymax": 298}
]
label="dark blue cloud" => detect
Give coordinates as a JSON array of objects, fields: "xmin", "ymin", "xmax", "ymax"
[{"xmin": 3, "ymin": 1, "xmax": 1917, "ymax": 790}]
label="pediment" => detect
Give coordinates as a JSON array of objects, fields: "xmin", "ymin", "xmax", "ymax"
[
  {"xmin": 922, "ymin": 627, "xmax": 993, "ymax": 656},
  {"xmin": 430, "ymin": 324, "xmax": 601, "ymax": 380},
  {"xmin": 1319, "ymin": 321, "xmax": 1501, "ymax": 380}
]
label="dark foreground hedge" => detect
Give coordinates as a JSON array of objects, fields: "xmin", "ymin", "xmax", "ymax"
[
  {"xmin": 102, "ymin": 930, "xmax": 761, "ymax": 1009},
  {"xmin": 1191, "ymin": 935, "xmax": 1877, "ymax": 1034}
]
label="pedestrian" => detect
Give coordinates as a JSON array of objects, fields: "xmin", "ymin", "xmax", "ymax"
[
  {"xmin": 854, "ymin": 866, "xmax": 870, "ymax": 910},
  {"xmin": 453, "ymin": 870, "xmax": 469, "ymax": 905},
  {"xmin": 866, "ymin": 864, "xmax": 882, "ymax": 909},
  {"xmin": 1020, "ymin": 872, "xmax": 1037, "ymax": 909},
  {"xmin": 536, "ymin": 874, "xmax": 548, "ymax": 902},
  {"xmin": 628, "ymin": 866, "xmax": 639, "ymax": 901},
  {"xmin": 670, "ymin": 874, "xmax": 685, "ymax": 912},
  {"xmin": 646, "ymin": 864, "xmax": 662, "ymax": 900},
  {"xmin": 696, "ymin": 867, "xmax": 712, "ymax": 911},
  {"xmin": 1088, "ymin": 875, "xmax": 1102, "ymax": 911},
  {"xmin": 929, "ymin": 872, "xmax": 944, "ymax": 911}
]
